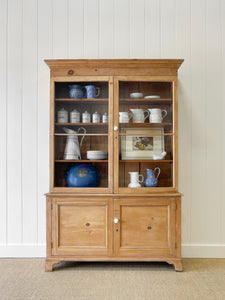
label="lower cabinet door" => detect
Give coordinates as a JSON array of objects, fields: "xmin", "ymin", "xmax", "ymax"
[
  {"xmin": 114, "ymin": 198, "xmax": 176, "ymax": 256},
  {"xmin": 51, "ymin": 198, "xmax": 113, "ymax": 256}
]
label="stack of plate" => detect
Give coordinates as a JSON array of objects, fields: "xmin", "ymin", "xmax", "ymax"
[{"xmin": 87, "ymin": 150, "xmax": 108, "ymax": 160}]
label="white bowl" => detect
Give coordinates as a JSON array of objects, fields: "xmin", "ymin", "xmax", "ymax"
[
  {"xmin": 130, "ymin": 92, "xmax": 144, "ymax": 99},
  {"xmin": 144, "ymin": 95, "xmax": 160, "ymax": 99}
]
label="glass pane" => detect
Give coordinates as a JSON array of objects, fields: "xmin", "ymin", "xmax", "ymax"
[
  {"xmin": 54, "ymin": 81, "xmax": 109, "ymax": 188},
  {"xmin": 118, "ymin": 80, "xmax": 174, "ymax": 189}
]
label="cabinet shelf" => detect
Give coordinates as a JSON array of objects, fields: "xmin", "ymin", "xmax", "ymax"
[
  {"xmin": 55, "ymin": 160, "xmax": 108, "ymax": 163},
  {"xmin": 120, "ymin": 98, "xmax": 172, "ymax": 104},
  {"xmin": 119, "ymin": 123, "xmax": 172, "ymax": 127},
  {"xmin": 54, "ymin": 133, "xmax": 109, "ymax": 136},
  {"xmin": 120, "ymin": 160, "xmax": 173, "ymax": 163},
  {"xmin": 55, "ymin": 98, "xmax": 108, "ymax": 102},
  {"xmin": 55, "ymin": 123, "xmax": 108, "ymax": 126}
]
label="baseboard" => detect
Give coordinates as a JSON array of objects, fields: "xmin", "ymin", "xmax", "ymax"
[
  {"xmin": 0, "ymin": 245, "xmax": 46, "ymax": 258},
  {"xmin": 182, "ymin": 244, "xmax": 225, "ymax": 258},
  {"xmin": 0, "ymin": 244, "xmax": 224, "ymax": 258}
]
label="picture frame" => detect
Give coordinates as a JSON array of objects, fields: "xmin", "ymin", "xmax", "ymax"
[{"xmin": 121, "ymin": 127, "xmax": 165, "ymax": 160}]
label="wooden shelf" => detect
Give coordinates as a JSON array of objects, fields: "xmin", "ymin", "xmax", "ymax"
[
  {"xmin": 120, "ymin": 98, "xmax": 172, "ymax": 104},
  {"xmin": 55, "ymin": 160, "xmax": 108, "ymax": 163},
  {"xmin": 55, "ymin": 98, "xmax": 108, "ymax": 102},
  {"xmin": 119, "ymin": 123, "xmax": 172, "ymax": 127},
  {"xmin": 55, "ymin": 123, "xmax": 108, "ymax": 126},
  {"xmin": 119, "ymin": 133, "xmax": 173, "ymax": 136},
  {"xmin": 55, "ymin": 133, "xmax": 109, "ymax": 136},
  {"xmin": 120, "ymin": 160, "xmax": 173, "ymax": 163}
]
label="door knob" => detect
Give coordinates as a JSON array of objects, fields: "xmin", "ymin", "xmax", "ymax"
[
  {"xmin": 114, "ymin": 126, "xmax": 118, "ymax": 131},
  {"xmin": 114, "ymin": 218, "xmax": 119, "ymax": 224}
]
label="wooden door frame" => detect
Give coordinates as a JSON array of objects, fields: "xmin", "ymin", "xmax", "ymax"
[
  {"xmin": 113, "ymin": 197, "xmax": 176, "ymax": 257},
  {"xmin": 49, "ymin": 75, "xmax": 114, "ymax": 194},
  {"xmin": 51, "ymin": 197, "xmax": 113, "ymax": 256},
  {"xmin": 113, "ymin": 76, "xmax": 178, "ymax": 194}
]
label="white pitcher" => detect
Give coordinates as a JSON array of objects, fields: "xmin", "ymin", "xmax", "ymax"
[
  {"xmin": 63, "ymin": 127, "xmax": 86, "ymax": 160},
  {"xmin": 128, "ymin": 172, "xmax": 144, "ymax": 188},
  {"xmin": 130, "ymin": 108, "xmax": 149, "ymax": 123},
  {"xmin": 148, "ymin": 108, "xmax": 167, "ymax": 123}
]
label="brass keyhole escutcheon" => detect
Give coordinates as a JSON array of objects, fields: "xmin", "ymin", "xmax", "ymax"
[
  {"xmin": 86, "ymin": 223, "xmax": 90, "ymax": 227},
  {"xmin": 147, "ymin": 226, "xmax": 152, "ymax": 230}
]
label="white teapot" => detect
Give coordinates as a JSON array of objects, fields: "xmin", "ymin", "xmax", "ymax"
[
  {"xmin": 148, "ymin": 108, "xmax": 167, "ymax": 123},
  {"xmin": 130, "ymin": 108, "xmax": 149, "ymax": 123}
]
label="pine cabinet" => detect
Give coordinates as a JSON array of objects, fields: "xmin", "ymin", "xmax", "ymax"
[{"xmin": 45, "ymin": 59, "xmax": 183, "ymax": 272}]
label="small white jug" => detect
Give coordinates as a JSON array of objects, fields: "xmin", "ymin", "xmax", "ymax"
[
  {"xmin": 130, "ymin": 108, "xmax": 149, "ymax": 123},
  {"xmin": 119, "ymin": 112, "xmax": 132, "ymax": 123},
  {"xmin": 128, "ymin": 172, "xmax": 144, "ymax": 188},
  {"xmin": 148, "ymin": 108, "xmax": 167, "ymax": 123}
]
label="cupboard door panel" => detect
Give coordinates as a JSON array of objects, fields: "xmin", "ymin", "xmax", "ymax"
[
  {"xmin": 52, "ymin": 198, "xmax": 113, "ymax": 256},
  {"xmin": 114, "ymin": 198, "xmax": 175, "ymax": 256}
]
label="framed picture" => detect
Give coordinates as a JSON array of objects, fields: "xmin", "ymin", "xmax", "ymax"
[{"xmin": 121, "ymin": 127, "xmax": 165, "ymax": 160}]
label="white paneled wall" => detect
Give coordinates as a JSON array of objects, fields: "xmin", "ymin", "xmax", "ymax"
[{"xmin": 0, "ymin": 0, "xmax": 224, "ymax": 257}]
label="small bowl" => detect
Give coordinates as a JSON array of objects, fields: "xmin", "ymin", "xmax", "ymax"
[{"xmin": 130, "ymin": 92, "xmax": 143, "ymax": 99}]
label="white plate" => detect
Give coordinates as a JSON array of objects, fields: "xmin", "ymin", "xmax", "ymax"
[{"xmin": 144, "ymin": 95, "xmax": 160, "ymax": 99}]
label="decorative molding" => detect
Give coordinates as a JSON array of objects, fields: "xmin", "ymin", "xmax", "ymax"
[
  {"xmin": 0, "ymin": 245, "xmax": 46, "ymax": 258},
  {"xmin": 182, "ymin": 244, "xmax": 225, "ymax": 258}
]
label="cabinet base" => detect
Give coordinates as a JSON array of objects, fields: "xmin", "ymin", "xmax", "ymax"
[{"xmin": 45, "ymin": 258, "xmax": 183, "ymax": 272}]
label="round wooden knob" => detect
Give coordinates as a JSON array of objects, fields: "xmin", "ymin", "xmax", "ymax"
[{"xmin": 68, "ymin": 69, "xmax": 74, "ymax": 75}]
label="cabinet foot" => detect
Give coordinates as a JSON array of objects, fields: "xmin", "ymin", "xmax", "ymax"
[
  {"xmin": 45, "ymin": 260, "xmax": 60, "ymax": 272},
  {"xmin": 167, "ymin": 259, "xmax": 183, "ymax": 272}
]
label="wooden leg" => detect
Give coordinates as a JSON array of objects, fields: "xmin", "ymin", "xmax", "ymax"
[
  {"xmin": 45, "ymin": 259, "xmax": 60, "ymax": 272},
  {"xmin": 173, "ymin": 260, "xmax": 183, "ymax": 272},
  {"xmin": 167, "ymin": 259, "xmax": 183, "ymax": 272}
]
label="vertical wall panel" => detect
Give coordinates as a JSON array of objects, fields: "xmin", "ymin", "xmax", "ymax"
[
  {"xmin": 190, "ymin": 0, "xmax": 207, "ymax": 244},
  {"xmin": 176, "ymin": 0, "xmax": 191, "ymax": 244},
  {"xmin": 84, "ymin": 0, "xmax": 99, "ymax": 58},
  {"xmin": 99, "ymin": 0, "xmax": 114, "ymax": 58},
  {"xmin": 22, "ymin": 0, "xmax": 38, "ymax": 244},
  {"xmin": 145, "ymin": 0, "xmax": 161, "ymax": 58},
  {"xmin": 204, "ymin": 0, "xmax": 222, "ymax": 242},
  {"xmin": 130, "ymin": 0, "xmax": 145, "ymax": 57},
  {"xmin": 161, "ymin": 0, "xmax": 176, "ymax": 57},
  {"xmin": 52, "ymin": 0, "xmax": 68, "ymax": 58},
  {"xmin": 114, "ymin": 0, "xmax": 130, "ymax": 58},
  {"xmin": 0, "ymin": 0, "xmax": 7, "ymax": 244},
  {"xmin": 7, "ymin": 0, "xmax": 23, "ymax": 244},
  {"xmin": 68, "ymin": 0, "xmax": 84, "ymax": 58},
  {"xmin": 0, "ymin": 0, "xmax": 225, "ymax": 257},
  {"xmin": 222, "ymin": 0, "xmax": 225, "ymax": 244},
  {"xmin": 37, "ymin": 0, "xmax": 52, "ymax": 244}
]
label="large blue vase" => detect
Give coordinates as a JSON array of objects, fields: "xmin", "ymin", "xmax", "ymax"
[
  {"xmin": 66, "ymin": 164, "xmax": 100, "ymax": 187},
  {"xmin": 143, "ymin": 167, "xmax": 160, "ymax": 187}
]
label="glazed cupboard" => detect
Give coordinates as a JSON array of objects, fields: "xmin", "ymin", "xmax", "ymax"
[{"xmin": 45, "ymin": 59, "xmax": 183, "ymax": 272}]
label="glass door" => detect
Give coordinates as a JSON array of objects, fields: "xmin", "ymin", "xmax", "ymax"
[
  {"xmin": 51, "ymin": 76, "xmax": 113, "ymax": 193},
  {"xmin": 114, "ymin": 76, "xmax": 177, "ymax": 193}
]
